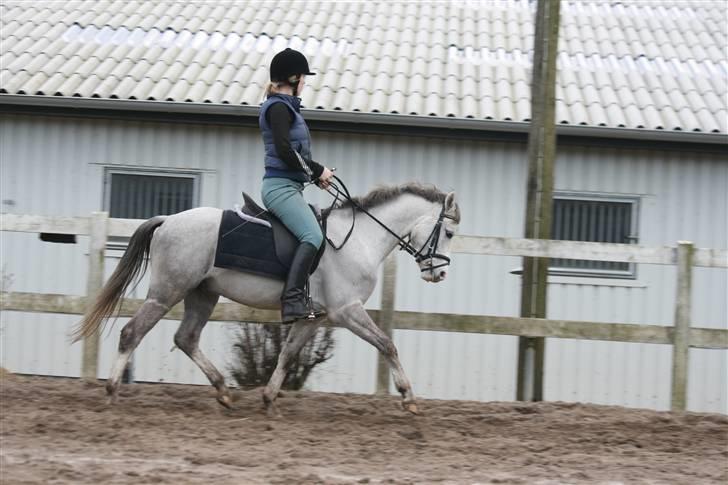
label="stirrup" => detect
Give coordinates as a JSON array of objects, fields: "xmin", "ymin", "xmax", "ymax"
[{"xmin": 305, "ymin": 281, "xmax": 326, "ymax": 320}]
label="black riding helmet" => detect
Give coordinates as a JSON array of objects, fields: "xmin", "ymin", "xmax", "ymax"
[{"xmin": 270, "ymin": 48, "xmax": 315, "ymax": 82}]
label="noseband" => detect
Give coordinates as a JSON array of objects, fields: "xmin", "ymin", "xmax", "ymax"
[
  {"xmin": 409, "ymin": 204, "xmax": 457, "ymax": 273},
  {"xmin": 324, "ymin": 176, "xmax": 456, "ymax": 273}
]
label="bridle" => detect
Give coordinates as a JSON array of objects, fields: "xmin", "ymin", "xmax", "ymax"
[
  {"xmin": 324, "ymin": 176, "xmax": 457, "ymax": 274},
  {"xmin": 410, "ymin": 203, "xmax": 457, "ymax": 273}
]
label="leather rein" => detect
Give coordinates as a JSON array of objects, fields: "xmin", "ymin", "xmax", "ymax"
[{"xmin": 323, "ymin": 176, "xmax": 456, "ymax": 273}]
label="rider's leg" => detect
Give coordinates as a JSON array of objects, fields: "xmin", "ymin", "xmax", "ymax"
[
  {"xmin": 280, "ymin": 241, "xmax": 324, "ymax": 322},
  {"xmin": 261, "ymin": 177, "xmax": 325, "ymax": 323}
]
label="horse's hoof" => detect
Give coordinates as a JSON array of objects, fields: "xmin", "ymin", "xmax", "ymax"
[
  {"xmin": 106, "ymin": 394, "xmax": 117, "ymax": 406},
  {"xmin": 217, "ymin": 394, "xmax": 234, "ymax": 409},
  {"xmin": 263, "ymin": 397, "xmax": 282, "ymax": 419},
  {"xmin": 266, "ymin": 405, "xmax": 282, "ymax": 419},
  {"xmin": 403, "ymin": 401, "xmax": 421, "ymax": 415}
]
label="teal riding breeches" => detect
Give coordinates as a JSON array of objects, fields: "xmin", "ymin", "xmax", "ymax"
[{"xmin": 261, "ymin": 177, "xmax": 323, "ymax": 248}]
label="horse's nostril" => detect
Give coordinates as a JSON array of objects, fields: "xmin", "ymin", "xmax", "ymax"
[{"xmin": 439, "ymin": 270, "xmax": 447, "ymax": 279}]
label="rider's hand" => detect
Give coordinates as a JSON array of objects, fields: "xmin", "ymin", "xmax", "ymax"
[{"xmin": 318, "ymin": 167, "xmax": 334, "ymax": 189}]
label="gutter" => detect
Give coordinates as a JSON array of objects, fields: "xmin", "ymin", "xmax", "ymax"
[{"xmin": 1, "ymin": 94, "xmax": 726, "ymax": 146}]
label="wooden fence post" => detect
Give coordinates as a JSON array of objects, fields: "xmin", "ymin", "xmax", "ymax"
[
  {"xmin": 81, "ymin": 212, "xmax": 108, "ymax": 380},
  {"xmin": 671, "ymin": 241, "xmax": 693, "ymax": 411},
  {"xmin": 376, "ymin": 254, "xmax": 397, "ymax": 394},
  {"xmin": 517, "ymin": 0, "xmax": 561, "ymax": 402}
]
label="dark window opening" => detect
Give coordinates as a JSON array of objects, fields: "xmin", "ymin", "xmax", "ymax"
[
  {"xmin": 39, "ymin": 233, "xmax": 77, "ymax": 244},
  {"xmin": 108, "ymin": 173, "xmax": 195, "ymax": 219},
  {"xmin": 550, "ymin": 196, "xmax": 638, "ymax": 278},
  {"xmin": 105, "ymin": 170, "xmax": 199, "ymax": 250}
]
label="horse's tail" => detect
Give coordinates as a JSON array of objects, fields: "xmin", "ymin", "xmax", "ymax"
[{"xmin": 70, "ymin": 216, "xmax": 167, "ymax": 343}]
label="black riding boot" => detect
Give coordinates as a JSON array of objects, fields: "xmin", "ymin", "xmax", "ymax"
[{"xmin": 281, "ymin": 242, "xmax": 325, "ymax": 323}]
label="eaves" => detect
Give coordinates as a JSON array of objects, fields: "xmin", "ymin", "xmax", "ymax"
[{"xmin": 1, "ymin": 94, "xmax": 726, "ymax": 153}]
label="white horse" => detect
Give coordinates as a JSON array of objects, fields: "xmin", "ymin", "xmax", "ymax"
[{"xmin": 72, "ymin": 182, "xmax": 461, "ymax": 416}]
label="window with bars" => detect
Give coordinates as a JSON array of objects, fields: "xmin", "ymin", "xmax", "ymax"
[
  {"xmin": 104, "ymin": 170, "xmax": 199, "ymax": 249},
  {"xmin": 551, "ymin": 194, "xmax": 639, "ymax": 278},
  {"xmin": 107, "ymin": 171, "xmax": 197, "ymax": 219}
]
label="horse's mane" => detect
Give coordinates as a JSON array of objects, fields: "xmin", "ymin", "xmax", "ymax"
[{"xmin": 326, "ymin": 182, "xmax": 461, "ymax": 223}]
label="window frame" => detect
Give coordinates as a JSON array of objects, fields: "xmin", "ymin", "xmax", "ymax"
[
  {"xmin": 549, "ymin": 191, "xmax": 640, "ymax": 279},
  {"xmin": 103, "ymin": 167, "xmax": 201, "ymax": 218},
  {"xmin": 103, "ymin": 167, "xmax": 201, "ymax": 251}
]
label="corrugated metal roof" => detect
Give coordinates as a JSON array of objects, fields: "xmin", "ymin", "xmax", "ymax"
[{"xmin": 1, "ymin": 0, "xmax": 726, "ymax": 134}]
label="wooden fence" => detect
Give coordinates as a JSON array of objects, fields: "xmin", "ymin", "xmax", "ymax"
[{"xmin": 1, "ymin": 212, "xmax": 727, "ymax": 411}]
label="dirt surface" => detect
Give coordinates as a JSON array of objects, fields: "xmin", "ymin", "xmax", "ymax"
[{"xmin": 1, "ymin": 374, "xmax": 726, "ymax": 484}]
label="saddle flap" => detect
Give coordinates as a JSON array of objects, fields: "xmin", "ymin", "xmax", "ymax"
[
  {"xmin": 240, "ymin": 192, "xmax": 298, "ymax": 270},
  {"xmin": 232, "ymin": 192, "xmax": 326, "ymax": 276}
]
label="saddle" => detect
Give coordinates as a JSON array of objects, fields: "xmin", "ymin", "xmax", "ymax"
[{"xmin": 213, "ymin": 193, "xmax": 326, "ymax": 280}]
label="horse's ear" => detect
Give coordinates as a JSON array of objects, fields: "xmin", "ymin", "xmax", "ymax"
[
  {"xmin": 444, "ymin": 192, "xmax": 460, "ymax": 222},
  {"xmin": 445, "ymin": 192, "xmax": 456, "ymax": 211}
]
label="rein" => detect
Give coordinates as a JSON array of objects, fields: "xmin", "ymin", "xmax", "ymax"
[{"xmin": 324, "ymin": 175, "xmax": 455, "ymax": 273}]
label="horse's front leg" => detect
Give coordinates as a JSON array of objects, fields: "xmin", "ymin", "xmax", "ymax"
[
  {"xmin": 262, "ymin": 320, "xmax": 321, "ymax": 418},
  {"xmin": 329, "ymin": 301, "xmax": 419, "ymax": 414}
]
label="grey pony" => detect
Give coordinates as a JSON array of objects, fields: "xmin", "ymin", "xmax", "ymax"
[{"xmin": 72, "ymin": 183, "xmax": 461, "ymax": 417}]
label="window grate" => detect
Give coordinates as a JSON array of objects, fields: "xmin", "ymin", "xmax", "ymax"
[
  {"xmin": 108, "ymin": 173, "xmax": 194, "ymax": 219},
  {"xmin": 551, "ymin": 196, "xmax": 638, "ymax": 277}
]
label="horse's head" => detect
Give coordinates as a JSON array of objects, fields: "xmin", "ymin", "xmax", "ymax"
[{"xmin": 410, "ymin": 192, "xmax": 460, "ymax": 283}]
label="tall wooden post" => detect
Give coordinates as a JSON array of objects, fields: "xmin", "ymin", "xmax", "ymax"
[
  {"xmin": 376, "ymin": 254, "xmax": 397, "ymax": 394},
  {"xmin": 517, "ymin": 0, "xmax": 560, "ymax": 401},
  {"xmin": 670, "ymin": 241, "xmax": 693, "ymax": 411},
  {"xmin": 81, "ymin": 211, "xmax": 108, "ymax": 380}
]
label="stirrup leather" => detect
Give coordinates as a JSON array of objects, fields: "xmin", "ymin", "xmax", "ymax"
[{"xmin": 304, "ymin": 281, "xmax": 326, "ymax": 320}]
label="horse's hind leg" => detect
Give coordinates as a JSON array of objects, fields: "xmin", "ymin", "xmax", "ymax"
[
  {"xmin": 173, "ymin": 288, "xmax": 232, "ymax": 409},
  {"xmin": 106, "ymin": 297, "xmax": 175, "ymax": 403}
]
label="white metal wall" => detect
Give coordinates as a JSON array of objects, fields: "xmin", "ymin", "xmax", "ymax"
[{"xmin": 1, "ymin": 113, "xmax": 725, "ymax": 412}]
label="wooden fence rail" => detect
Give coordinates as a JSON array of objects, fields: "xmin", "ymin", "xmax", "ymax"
[
  {"xmin": 5, "ymin": 214, "xmax": 727, "ymax": 267},
  {"xmin": 2, "ymin": 291, "xmax": 726, "ymax": 350},
  {"xmin": 2, "ymin": 212, "xmax": 727, "ymax": 411}
]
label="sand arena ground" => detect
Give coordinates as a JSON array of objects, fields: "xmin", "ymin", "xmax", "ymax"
[{"xmin": 1, "ymin": 374, "xmax": 726, "ymax": 484}]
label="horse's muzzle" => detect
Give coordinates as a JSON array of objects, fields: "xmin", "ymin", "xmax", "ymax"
[{"xmin": 419, "ymin": 258, "xmax": 449, "ymax": 282}]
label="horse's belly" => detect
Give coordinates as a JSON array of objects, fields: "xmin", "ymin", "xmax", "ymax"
[{"xmin": 204, "ymin": 268, "xmax": 283, "ymax": 309}]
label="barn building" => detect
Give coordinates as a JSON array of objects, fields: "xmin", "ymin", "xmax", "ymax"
[{"xmin": 1, "ymin": 0, "xmax": 726, "ymax": 412}]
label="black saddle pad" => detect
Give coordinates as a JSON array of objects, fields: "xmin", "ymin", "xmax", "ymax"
[
  {"xmin": 213, "ymin": 197, "xmax": 325, "ymax": 279},
  {"xmin": 214, "ymin": 209, "xmax": 289, "ymax": 278}
]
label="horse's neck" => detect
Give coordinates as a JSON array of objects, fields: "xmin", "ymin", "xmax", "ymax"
[{"xmin": 332, "ymin": 194, "xmax": 435, "ymax": 265}]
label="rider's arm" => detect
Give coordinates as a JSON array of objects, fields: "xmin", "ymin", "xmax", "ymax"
[{"xmin": 267, "ymin": 103, "xmax": 324, "ymax": 179}]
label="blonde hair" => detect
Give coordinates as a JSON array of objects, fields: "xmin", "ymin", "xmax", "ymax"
[
  {"xmin": 264, "ymin": 82, "xmax": 278, "ymax": 98},
  {"xmin": 264, "ymin": 75, "xmax": 302, "ymax": 99}
]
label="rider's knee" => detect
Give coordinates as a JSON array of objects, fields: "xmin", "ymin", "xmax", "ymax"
[{"xmin": 301, "ymin": 229, "xmax": 323, "ymax": 249}]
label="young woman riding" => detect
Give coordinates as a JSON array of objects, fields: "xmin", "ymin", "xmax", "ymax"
[{"xmin": 259, "ymin": 48, "xmax": 334, "ymax": 323}]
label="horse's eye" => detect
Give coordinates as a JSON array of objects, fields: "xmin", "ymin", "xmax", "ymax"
[{"xmin": 445, "ymin": 231, "xmax": 454, "ymax": 239}]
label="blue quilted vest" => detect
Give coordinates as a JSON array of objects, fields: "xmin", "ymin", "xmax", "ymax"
[{"xmin": 259, "ymin": 94, "xmax": 313, "ymax": 182}]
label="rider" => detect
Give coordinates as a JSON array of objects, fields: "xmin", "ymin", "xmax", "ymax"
[{"xmin": 259, "ymin": 48, "xmax": 334, "ymax": 323}]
